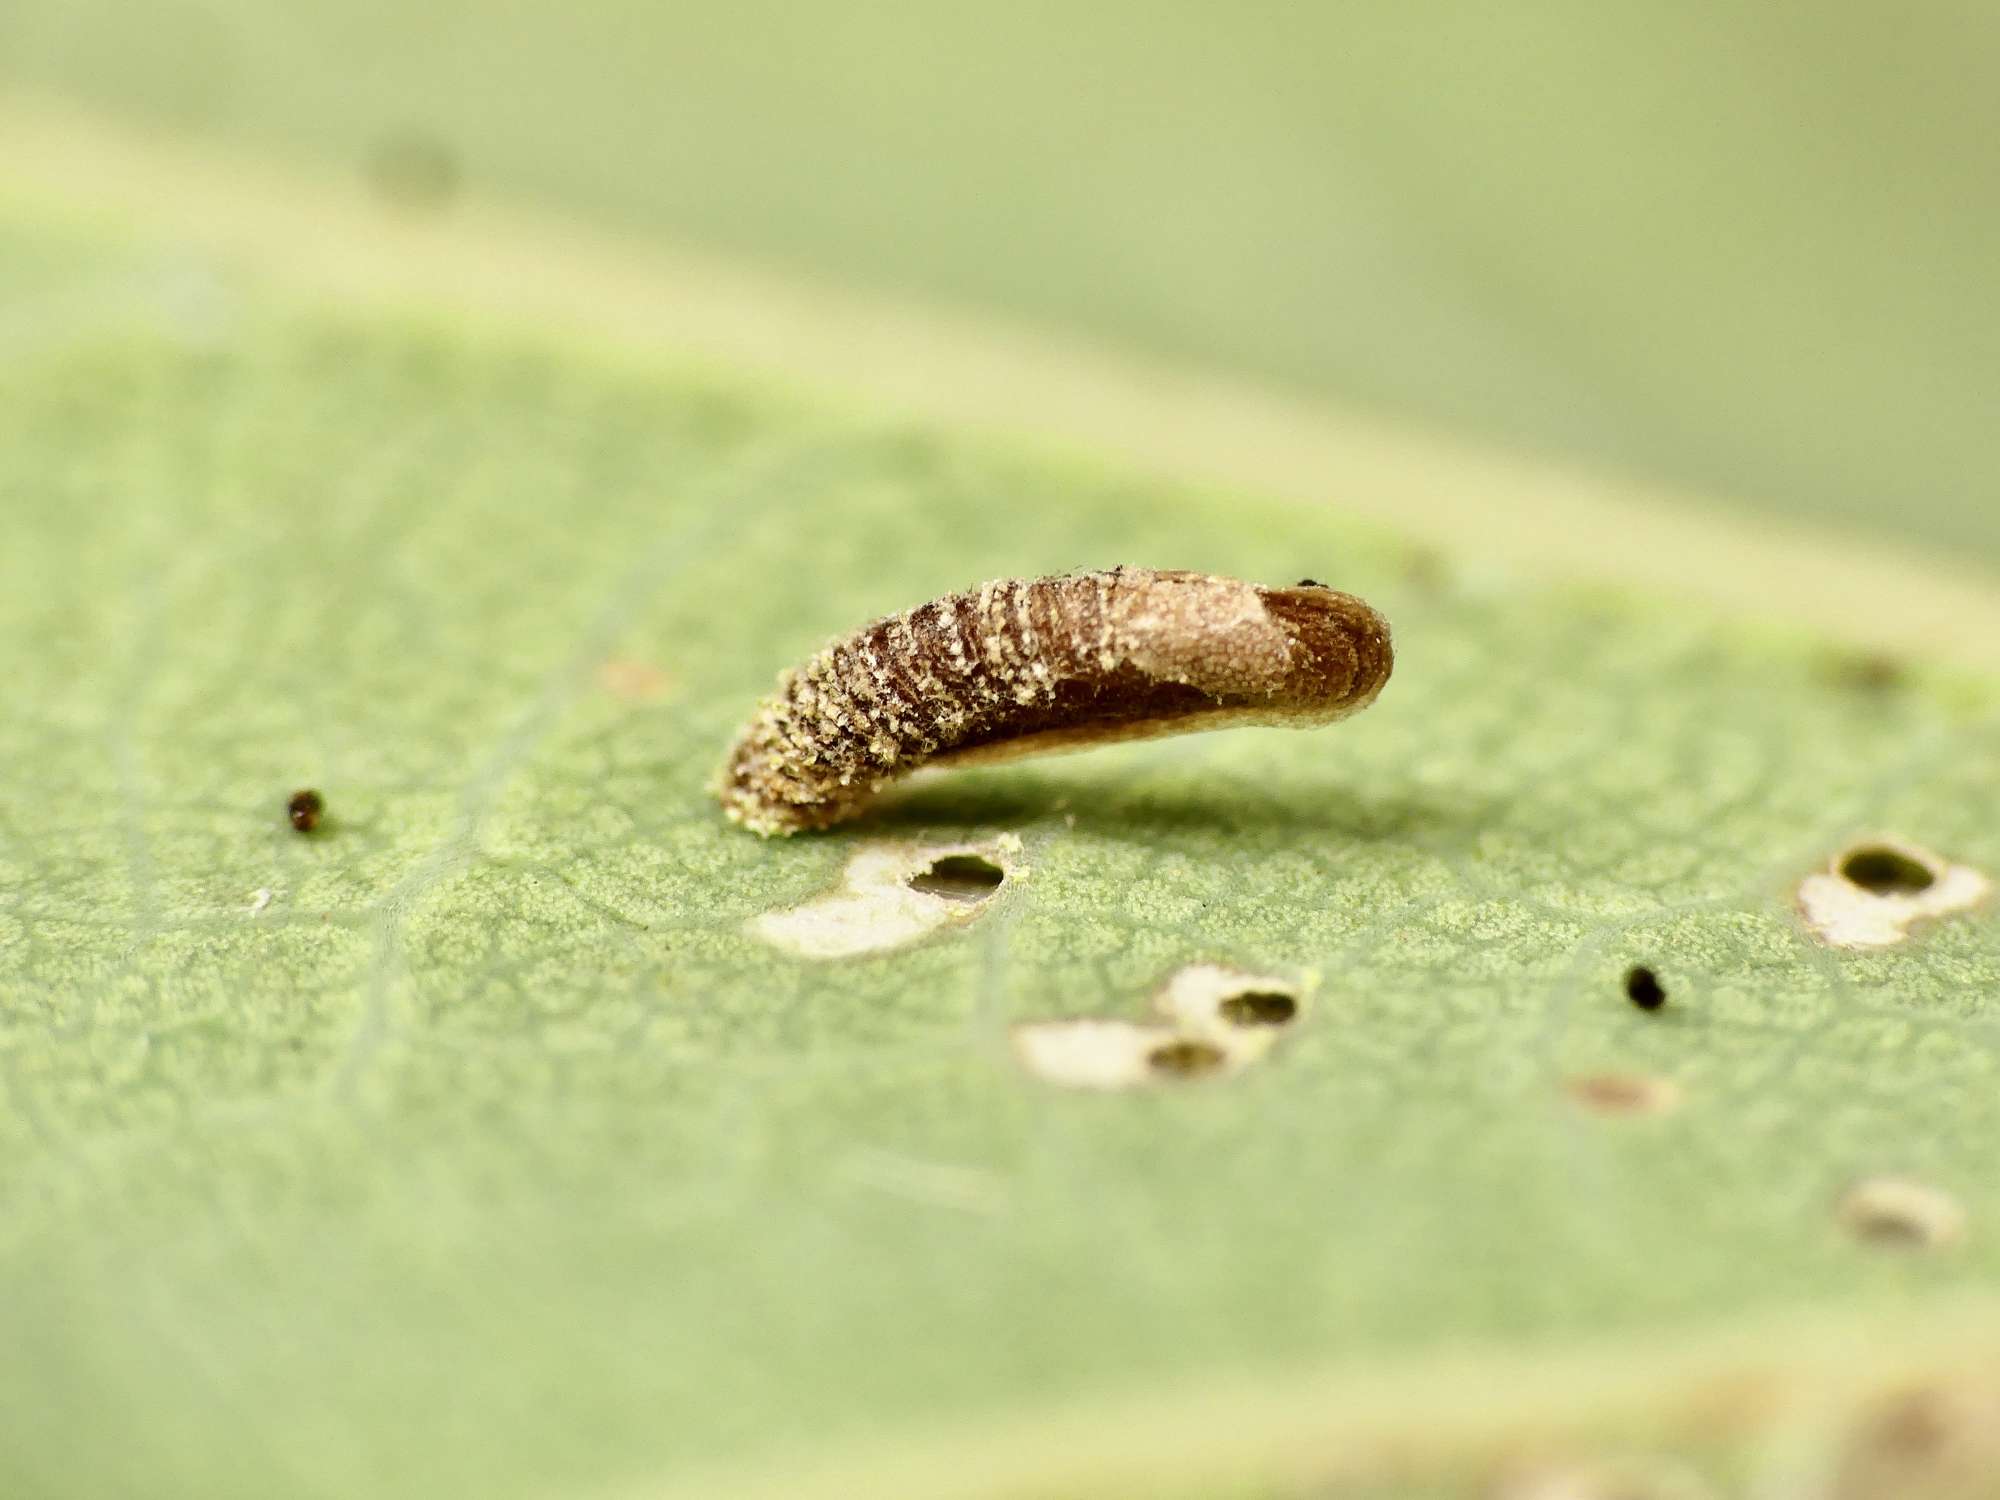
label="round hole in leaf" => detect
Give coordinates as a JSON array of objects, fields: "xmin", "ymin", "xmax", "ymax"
[
  {"xmin": 1146, "ymin": 1039, "xmax": 1227, "ymax": 1078},
  {"xmin": 1840, "ymin": 846, "xmax": 1936, "ymax": 896},
  {"xmin": 908, "ymin": 854, "xmax": 1005, "ymax": 903},
  {"xmin": 1836, "ymin": 1176, "xmax": 1965, "ymax": 1251},
  {"xmin": 1218, "ymin": 990, "xmax": 1297, "ymax": 1026}
]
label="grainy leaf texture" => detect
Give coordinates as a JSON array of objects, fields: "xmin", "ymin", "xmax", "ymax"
[{"xmin": 2, "ymin": 145, "xmax": 2000, "ymax": 1500}]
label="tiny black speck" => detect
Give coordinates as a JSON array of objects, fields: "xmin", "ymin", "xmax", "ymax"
[
  {"xmin": 287, "ymin": 789, "xmax": 325, "ymax": 833},
  {"xmin": 1296, "ymin": 577, "xmax": 1326, "ymax": 588},
  {"xmin": 1624, "ymin": 965, "xmax": 1666, "ymax": 1011}
]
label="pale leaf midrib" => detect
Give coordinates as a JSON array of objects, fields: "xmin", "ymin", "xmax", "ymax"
[{"xmin": 1, "ymin": 95, "xmax": 1994, "ymax": 671}]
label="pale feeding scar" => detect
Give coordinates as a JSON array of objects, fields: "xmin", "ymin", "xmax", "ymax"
[{"xmin": 716, "ymin": 569, "xmax": 1394, "ymax": 835}]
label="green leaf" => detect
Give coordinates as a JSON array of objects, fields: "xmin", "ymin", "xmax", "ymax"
[{"xmin": 2, "ymin": 135, "xmax": 1999, "ymax": 1500}]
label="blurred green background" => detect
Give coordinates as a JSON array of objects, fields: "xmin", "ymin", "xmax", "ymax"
[{"xmin": 5, "ymin": 1, "xmax": 1996, "ymax": 564}]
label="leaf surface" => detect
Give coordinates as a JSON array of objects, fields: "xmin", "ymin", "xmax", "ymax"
[{"xmin": 1, "ymin": 149, "xmax": 1998, "ymax": 1500}]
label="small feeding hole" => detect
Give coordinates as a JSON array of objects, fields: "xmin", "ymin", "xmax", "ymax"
[
  {"xmin": 908, "ymin": 854, "xmax": 1005, "ymax": 903},
  {"xmin": 1624, "ymin": 965, "xmax": 1666, "ymax": 1012},
  {"xmin": 1146, "ymin": 1039, "xmax": 1228, "ymax": 1078},
  {"xmin": 1567, "ymin": 1072, "xmax": 1680, "ymax": 1117},
  {"xmin": 1862, "ymin": 1386, "xmax": 1971, "ymax": 1461},
  {"xmin": 1218, "ymin": 990, "xmax": 1297, "ymax": 1027},
  {"xmin": 1840, "ymin": 846, "xmax": 1937, "ymax": 896},
  {"xmin": 1154, "ymin": 963, "xmax": 1303, "ymax": 1038},
  {"xmin": 752, "ymin": 841, "xmax": 1009, "ymax": 959},
  {"xmin": 1799, "ymin": 838, "xmax": 1989, "ymax": 949},
  {"xmin": 1829, "ymin": 650, "xmax": 1907, "ymax": 693},
  {"xmin": 1836, "ymin": 1176, "xmax": 1965, "ymax": 1251},
  {"xmin": 365, "ymin": 131, "xmax": 462, "ymax": 214}
]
